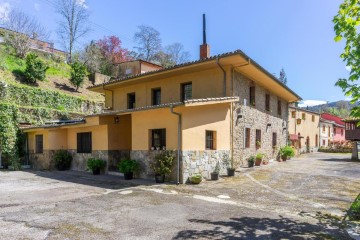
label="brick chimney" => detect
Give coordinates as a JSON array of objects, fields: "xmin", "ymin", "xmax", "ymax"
[{"xmin": 200, "ymin": 14, "xmax": 210, "ymax": 59}]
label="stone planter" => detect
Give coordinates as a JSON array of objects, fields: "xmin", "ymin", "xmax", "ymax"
[
  {"xmin": 248, "ymin": 161, "xmax": 255, "ymax": 167},
  {"xmin": 155, "ymin": 174, "xmax": 165, "ymax": 183},
  {"xmin": 227, "ymin": 168, "xmax": 235, "ymax": 177}
]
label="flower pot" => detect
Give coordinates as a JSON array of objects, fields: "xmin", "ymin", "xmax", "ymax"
[
  {"xmin": 124, "ymin": 172, "xmax": 133, "ymax": 180},
  {"xmin": 227, "ymin": 168, "xmax": 235, "ymax": 177},
  {"xmin": 92, "ymin": 168, "xmax": 100, "ymax": 175},
  {"xmin": 262, "ymin": 161, "xmax": 269, "ymax": 165},
  {"xmin": 211, "ymin": 172, "xmax": 219, "ymax": 181},
  {"xmin": 155, "ymin": 174, "xmax": 165, "ymax": 183},
  {"xmin": 190, "ymin": 176, "xmax": 202, "ymax": 184},
  {"xmin": 255, "ymin": 158, "xmax": 262, "ymax": 166},
  {"xmin": 281, "ymin": 155, "xmax": 287, "ymax": 161},
  {"xmin": 248, "ymin": 161, "xmax": 255, "ymax": 168}
]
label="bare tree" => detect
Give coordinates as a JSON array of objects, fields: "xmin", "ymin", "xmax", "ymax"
[
  {"xmin": 133, "ymin": 25, "xmax": 161, "ymax": 61},
  {"xmin": 165, "ymin": 43, "xmax": 190, "ymax": 65},
  {"xmin": 56, "ymin": 0, "xmax": 90, "ymax": 62},
  {"xmin": 0, "ymin": 10, "xmax": 48, "ymax": 58}
]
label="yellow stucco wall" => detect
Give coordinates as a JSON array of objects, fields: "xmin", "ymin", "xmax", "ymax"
[
  {"xmin": 28, "ymin": 130, "xmax": 49, "ymax": 151},
  {"xmin": 100, "ymin": 115, "xmax": 132, "ymax": 150},
  {"xmin": 288, "ymin": 107, "xmax": 320, "ymax": 148},
  {"xmin": 181, "ymin": 103, "xmax": 230, "ymax": 150},
  {"xmin": 131, "ymin": 103, "xmax": 230, "ymax": 151},
  {"xmin": 67, "ymin": 125, "xmax": 108, "ymax": 150},
  {"xmin": 111, "ymin": 69, "xmax": 225, "ymax": 110},
  {"xmin": 48, "ymin": 129, "xmax": 67, "ymax": 150}
]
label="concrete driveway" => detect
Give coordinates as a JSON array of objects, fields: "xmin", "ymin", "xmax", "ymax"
[{"xmin": 0, "ymin": 152, "xmax": 359, "ymax": 239}]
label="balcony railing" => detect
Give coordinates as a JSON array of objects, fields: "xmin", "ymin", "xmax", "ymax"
[{"xmin": 345, "ymin": 129, "xmax": 360, "ymax": 141}]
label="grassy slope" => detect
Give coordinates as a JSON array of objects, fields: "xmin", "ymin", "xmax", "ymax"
[{"xmin": 0, "ymin": 45, "xmax": 104, "ymax": 102}]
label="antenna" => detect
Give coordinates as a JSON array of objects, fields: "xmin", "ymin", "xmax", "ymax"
[{"xmin": 203, "ymin": 14, "xmax": 207, "ymax": 44}]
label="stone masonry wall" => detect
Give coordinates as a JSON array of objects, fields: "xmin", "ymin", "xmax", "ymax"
[
  {"xmin": 232, "ymin": 72, "xmax": 288, "ymax": 167},
  {"xmin": 182, "ymin": 150, "xmax": 230, "ymax": 183}
]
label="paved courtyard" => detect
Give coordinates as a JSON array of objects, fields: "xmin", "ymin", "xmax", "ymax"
[{"xmin": 0, "ymin": 152, "xmax": 359, "ymax": 239}]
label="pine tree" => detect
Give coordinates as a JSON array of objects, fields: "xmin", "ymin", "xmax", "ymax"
[{"xmin": 279, "ymin": 68, "xmax": 287, "ymax": 85}]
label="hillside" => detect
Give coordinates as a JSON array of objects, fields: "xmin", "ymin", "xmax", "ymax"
[
  {"xmin": 301, "ymin": 100, "xmax": 354, "ymax": 118},
  {"xmin": 0, "ymin": 44, "xmax": 106, "ymax": 167}
]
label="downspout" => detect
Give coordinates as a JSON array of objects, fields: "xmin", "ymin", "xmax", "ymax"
[
  {"xmin": 216, "ymin": 58, "xmax": 226, "ymax": 97},
  {"xmin": 170, "ymin": 105, "xmax": 181, "ymax": 185}
]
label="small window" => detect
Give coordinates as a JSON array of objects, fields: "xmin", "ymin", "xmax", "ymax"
[
  {"xmin": 205, "ymin": 130, "xmax": 216, "ymax": 150},
  {"xmin": 312, "ymin": 115, "xmax": 315, "ymax": 122},
  {"xmin": 272, "ymin": 132, "xmax": 277, "ymax": 147},
  {"xmin": 125, "ymin": 68, "xmax": 132, "ymax": 75},
  {"xmin": 255, "ymin": 129, "xmax": 261, "ymax": 148},
  {"xmin": 302, "ymin": 113, "xmax": 306, "ymax": 120},
  {"xmin": 265, "ymin": 94, "xmax": 270, "ymax": 111},
  {"xmin": 322, "ymin": 125, "xmax": 325, "ymax": 132},
  {"xmin": 77, "ymin": 132, "xmax": 92, "ymax": 153},
  {"xmin": 277, "ymin": 100, "xmax": 282, "ymax": 115},
  {"xmin": 151, "ymin": 129, "xmax": 166, "ymax": 148},
  {"xmin": 127, "ymin": 92, "xmax": 136, "ymax": 109},
  {"xmin": 291, "ymin": 111, "xmax": 296, "ymax": 118},
  {"xmin": 250, "ymin": 86, "xmax": 255, "ymax": 106},
  {"xmin": 341, "ymin": 129, "xmax": 344, "ymax": 136},
  {"xmin": 152, "ymin": 88, "xmax": 161, "ymax": 106},
  {"xmin": 35, "ymin": 135, "xmax": 43, "ymax": 154},
  {"xmin": 181, "ymin": 82, "xmax": 192, "ymax": 101},
  {"xmin": 245, "ymin": 128, "xmax": 250, "ymax": 148}
]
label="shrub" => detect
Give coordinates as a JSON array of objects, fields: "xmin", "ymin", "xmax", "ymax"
[
  {"xmin": 248, "ymin": 156, "xmax": 255, "ymax": 163},
  {"xmin": 87, "ymin": 158, "xmax": 106, "ymax": 171},
  {"xmin": 212, "ymin": 161, "xmax": 220, "ymax": 174},
  {"xmin": 53, "ymin": 150, "xmax": 72, "ymax": 170},
  {"xmin": 150, "ymin": 151, "xmax": 175, "ymax": 176},
  {"xmin": 255, "ymin": 153, "xmax": 264, "ymax": 159},
  {"xmin": 280, "ymin": 146, "xmax": 295, "ymax": 158},
  {"xmin": 118, "ymin": 158, "xmax": 139, "ymax": 173},
  {"xmin": 70, "ymin": 61, "xmax": 87, "ymax": 91},
  {"xmin": 221, "ymin": 152, "xmax": 234, "ymax": 169},
  {"xmin": 349, "ymin": 195, "xmax": 360, "ymax": 221},
  {"xmin": 190, "ymin": 174, "xmax": 202, "ymax": 184},
  {"xmin": 24, "ymin": 53, "xmax": 48, "ymax": 83}
]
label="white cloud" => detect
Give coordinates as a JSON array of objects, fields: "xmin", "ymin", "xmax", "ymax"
[
  {"xmin": 76, "ymin": 0, "xmax": 88, "ymax": 8},
  {"xmin": 345, "ymin": 66, "xmax": 351, "ymax": 71},
  {"xmin": 298, "ymin": 100, "xmax": 327, "ymax": 108},
  {"xmin": 0, "ymin": 2, "xmax": 11, "ymax": 22},
  {"xmin": 34, "ymin": 2, "xmax": 40, "ymax": 11}
]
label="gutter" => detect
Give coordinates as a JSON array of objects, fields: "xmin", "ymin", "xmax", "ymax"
[
  {"xmin": 170, "ymin": 105, "xmax": 182, "ymax": 185},
  {"xmin": 216, "ymin": 57, "xmax": 226, "ymax": 97}
]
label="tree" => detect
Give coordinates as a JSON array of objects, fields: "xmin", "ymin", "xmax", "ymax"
[
  {"xmin": 0, "ymin": 9, "xmax": 48, "ymax": 58},
  {"xmin": 164, "ymin": 43, "xmax": 190, "ymax": 65},
  {"xmin": 333, "ymin": 0, "xmax": 360, "ymax": 118},
  {"xmin": 97, "ymin": 35, "xmax": 131, "ymax": 64},
  {"xmin": 279, "ymin": 68, "xmax": 287, "ymax": 85},
  {"xmin": 56, "ymin": 0, "xmax": 90, "ymax": 62},
  {"xmin": 70, "ymin": 61, "xmax": 86, "ymax": 91},
  {"xmin": 79, "ymin": 40, "xmax": 102, "ymax": 74},
  {"xmin": 24, "ymin": 53, "xmax": 48, "ymax": 83},
  {"xmin": 133, "ymin": 25, "xmax": 162, "ymax": 61}
]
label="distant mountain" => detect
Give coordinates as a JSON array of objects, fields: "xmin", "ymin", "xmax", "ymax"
[{"xmin": 300, "ymin": 100, "xmax": 357, "ymax": 118}]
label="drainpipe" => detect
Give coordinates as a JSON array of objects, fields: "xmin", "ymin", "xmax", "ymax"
[
  {"xmin": 170, "ymin": 105, "xmax": 181, "ymax": 185},
  {"xmin": 216, "ymin": 58, "xmax": 226, "ymax": 97}
]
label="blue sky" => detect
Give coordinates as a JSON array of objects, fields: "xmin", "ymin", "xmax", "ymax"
[{"xmin": 0, "ymin": 0, "xmax": 349, "ymax": 105}]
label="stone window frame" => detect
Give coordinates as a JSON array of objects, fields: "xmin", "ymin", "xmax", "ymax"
[
  {"xmin": 272, "ymin": 132, "xmax": 277, "ymax": 147},
  {"xmin": 205, "ymin": 130, "xmax": 216, "ymax": 150},
  {"xmin": 35, "ymin": 134, "xmax": 43, "ymax": 154},
  {"xmin": 244, "ymin": 128, "xmax": 251, "ymax": 148},
  {"xmin": 265, "ymin": 93, "xmax": 270, "ymax": 111},
  {"xmin": 255, "ymin": 129, "xmax": 261, "ymax": 149},
  {"xmin": 249, "ymin": 86, "xmax": 256, "ymax": 106}
]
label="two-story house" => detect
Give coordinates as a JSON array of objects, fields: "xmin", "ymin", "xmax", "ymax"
[
  {"xmin": 23, "ymin": 41, "xmax": 301, "ymax": 183},
  {"xmin": 288, "ymin": 106, "xmax": 320, "ymax": 154},
  {"xmin": 344, "ymin": 118, "xmax": 360, "ymax": 160},
  {"xmin": 321, "ymin": 113, "xmax": 345, "ymax": 143}
]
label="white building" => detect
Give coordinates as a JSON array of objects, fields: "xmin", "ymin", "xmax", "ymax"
[{"xmin": 319, "ymin": 118, "xmax": 334, "ymax": 147}]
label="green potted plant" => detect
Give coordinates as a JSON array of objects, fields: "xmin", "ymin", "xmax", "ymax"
[
  {"xmin": 190, "ymin": 174, "xmax": 202, "ymax": 184},
  {"xmin": 53, "ymin": 149, "xmax": 72, "ymax": 171},
  {"xmin": 118, "ymin": 157, "xmax": 139, "ymax": 180},
  {"xmin": 248, "ymin": 156, "xmax": 255, "ymax": 167},
  {"xmin": 211, "ymin": 161, "xmax": 220, "ymax": 180},
  {"xmin": 255, "ymin": 153, "xmax": 264, "ymax": 166},
  {"xmin": 150, "ymin": 151, "xmax": 174, "ymax": 183},
  {"xmin": 222, "ymin": 153, "xmax": 235, "ymax": 177},
  {"xmin": 87, "ymin": 158, "xmax": 106, "ymax": 175},
  {"xmin": 280, "ymin": 146, "xmax": 295, "ymax": 161}
]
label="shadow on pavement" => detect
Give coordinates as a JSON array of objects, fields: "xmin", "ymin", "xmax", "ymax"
[
  {"xmin": 173, "ymin": 213, "xmax": 349, "ymax": 240},
  {"xmin": 317, "ymin": 158, "xmax": 355, "ymax": 163},
  {"xmin": 30, "ymin": 170, "xmax": 158, "ymax": 190}
]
